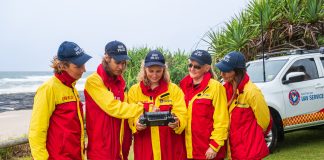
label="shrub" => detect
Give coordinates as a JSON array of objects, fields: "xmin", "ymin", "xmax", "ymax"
[{"xmin": 124, "ymin": 47, "xmax": 189, "ymax": 89}]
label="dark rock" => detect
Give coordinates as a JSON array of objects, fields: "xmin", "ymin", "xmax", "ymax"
[{"xmin": 0, "ymin": 91, "xmax": 85, "ymax": 113}]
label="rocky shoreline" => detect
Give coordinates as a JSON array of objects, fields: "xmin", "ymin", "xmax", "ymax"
[{"xmin": 0, "ymin": 92, "xmax": 85, "ymax": 113}]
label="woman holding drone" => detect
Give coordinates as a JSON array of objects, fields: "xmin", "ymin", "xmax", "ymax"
[{"xmin": 128, "ymin": 50, "xmax": 187, "ymax": 160}]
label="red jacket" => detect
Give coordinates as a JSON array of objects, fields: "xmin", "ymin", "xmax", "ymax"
[
  {"xmin": 29, "ymin": 72, "xmax": 85, "ymax": 160},
  {"xmin": 180, "ymin": 73, "xmax": 229, "ymax": 159},
  {"xmin": 128, "ymin": 80, "xmax": 187, "ymax": 160},
  {"xmin": 225, "ymin": 74, "xmax": 271, "ymax": 160},
  {"xmin": 85, "ymin": 64, "xmax": 143, "ymax": 160}
]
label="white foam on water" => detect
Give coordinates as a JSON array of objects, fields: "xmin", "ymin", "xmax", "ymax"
[
  {"xmin": 0, "ymin": 79, "xmax": 86, "ymax": 94},
  {"xmin": 9, "ymin": 101, "xmax": 19, "ymax": 104},
  {"xmin": 0, "ymin": 107, "xmax": 15, "ymax": 111},
  {"xmin": 0, "ymin": 76, "xmax": 52, "ymax": 83},
  {"xmin": 0, "ymin": 72, "xmax": 90, "ymax": 95}
]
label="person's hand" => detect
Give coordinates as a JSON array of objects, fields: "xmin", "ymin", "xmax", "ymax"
[
  {"xmin": 152, "ymin": 106, "xmax": 160, "ymax": 112},
  {"xmin": 205, "ymin": 147, "xmax": 217, "ymax": 159},
  {"xmin": 136, "ymin": 119, "xmax": 147, "ymax": 131},
  {"xmin": 168, "ymin": 114, "xmax": 179, "ymax": 129}
]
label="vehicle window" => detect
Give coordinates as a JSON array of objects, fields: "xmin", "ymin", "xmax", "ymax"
[
  {"xmin": 247, "ymin": 60, "xmax": 287, "ymax": 82},
  {"xmin": 282, "ymin": 58, "xmax": 318, "ymax": 81},
  {"xmin": 321, "ymin": 57, "xmax": 324, "ymax": 69}
]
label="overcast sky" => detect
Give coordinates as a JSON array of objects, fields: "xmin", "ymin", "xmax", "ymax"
[{"xmin": 0, "ymin": 0, "xmax": 250, "ymax": 71}]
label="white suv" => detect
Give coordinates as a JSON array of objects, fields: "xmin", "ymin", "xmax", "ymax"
[{"xmin": 246, "ymin": 48, "xmax": 324, "ymax": 152}]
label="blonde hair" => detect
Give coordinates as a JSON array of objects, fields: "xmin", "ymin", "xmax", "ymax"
[
  {"xmin": 51, "ymin": 56, "xmax": 70, "ymax": 74},
  {"xmin": 137, "ymin": 60, "xmax": 171, "ymax": 86}
]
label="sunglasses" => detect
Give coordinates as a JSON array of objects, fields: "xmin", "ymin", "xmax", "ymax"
[
  {"xmin": 188, "ymin": 63, "xmax": 202, "ymax": 70},
  {"xmin": 110, "ymin": 57, "xmax": 127, "ymax": 66},
  {"xmin": 115, "ymin": 61, "xmax": 127, "ymax": 65}
]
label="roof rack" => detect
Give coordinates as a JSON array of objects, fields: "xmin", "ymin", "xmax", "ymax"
[{"xmin": 256, "ymin": 47, "xmax": 324, "ymax": 59}]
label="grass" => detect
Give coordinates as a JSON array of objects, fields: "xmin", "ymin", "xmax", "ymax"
[
  {"xmin": 0, "ymin": 143, "xmax": 30, "ymax": 160},
  {"xmin": 265, "ymin": 125, "xmax": 324, "ymax": 160},
  {"xmin": 127, "ymin": 125, "xmax": 324, "ymax": 160},
  {"xmin": 1, "ymin": 125, "xmax": 323, "ymax": 159}
]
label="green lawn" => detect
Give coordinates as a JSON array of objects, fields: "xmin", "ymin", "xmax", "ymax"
[
  {"xmin": 4, "ymin": 125, "xmax": 324, "ymax": 160},
  {"xmin": 265, "ymin": 125, "xmax": 324, "ymax": 160},
  {"xmin": 127, "ymin": 125, "xmax": 324, "ymax": 160},
  {"xmin": 128, "ymin": 125, "xmax": 324, "ymax": 159}
]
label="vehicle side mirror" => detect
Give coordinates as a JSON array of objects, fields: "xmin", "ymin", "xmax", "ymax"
[{"xmin": 283, "ymin": 72, "xmax": 306, "ymax": 84}]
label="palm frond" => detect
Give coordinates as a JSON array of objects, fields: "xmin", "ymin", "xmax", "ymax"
[{"xmin": 303, "ymin": 0, "xmax": 324, "ymax": 23}]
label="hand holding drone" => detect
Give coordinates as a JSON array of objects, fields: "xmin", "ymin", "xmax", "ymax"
[{"xmin": 138, "ymin": 109, "xmax": 175, "ymax": 126}]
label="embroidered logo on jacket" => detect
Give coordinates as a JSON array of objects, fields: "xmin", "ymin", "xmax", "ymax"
[{"xmin": 62, "ymin": 95, "xmax": 75, "ymax": 101}]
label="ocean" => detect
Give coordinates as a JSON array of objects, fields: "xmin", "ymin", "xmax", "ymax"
[{"xmin": 0, "ymin": 71, "xmax": 92, "ymax": 112}]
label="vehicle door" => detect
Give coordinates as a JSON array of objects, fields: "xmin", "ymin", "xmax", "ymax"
[{"xmin": 281, "ymin": 57, "xmax": 322, "ymax": 117}]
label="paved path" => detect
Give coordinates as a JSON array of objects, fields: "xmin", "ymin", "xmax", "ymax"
[{"xmin": 0, "ymin": 110, "xmax": 31, "ymax": 141}]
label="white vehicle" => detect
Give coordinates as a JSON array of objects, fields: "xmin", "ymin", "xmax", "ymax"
[{"xmin": 246, "ymin": 48, "xmax": 324, "ymax": 152}]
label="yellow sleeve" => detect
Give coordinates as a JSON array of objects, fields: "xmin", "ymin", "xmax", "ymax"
[
  {"xmin": 209, "ymin": 84, "xmax": 229, "ymax": 152},
  {"xmin": 247, "ymin": 88, "xmax": 270, "ymax": 131},
  {"xmin": 28, "ymin": 85, "xmax": 55, "ymax": 160},
  {"xmin": 85, "ymin": 74, "xmax": 143, "ymax": 119},
  {"xmin": 126, "ymin": 85, "xmax": 143, "ymax": 134},
  {"xmin": 170, "ymin": 84, "xmax": 188, "ymax": 134}
]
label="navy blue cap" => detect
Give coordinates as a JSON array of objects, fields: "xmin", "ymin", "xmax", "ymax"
[
  {"xmin": 215, "ymin": 51, "xmax": 246, "ymax": 72},
  {"xmin": 57, "ymin": 41, "xmax": 92, "ymax": 66},
  {"xmin": 105, "ymin": 40, "xmax": 130, "ymax": 62},
  {"xmin": 189, "ymin": 50, "xmax": 212, "ymax": 65},
  {"xmin": 144, "ymin": 50, "xmax": 165, "ymax": 67}
]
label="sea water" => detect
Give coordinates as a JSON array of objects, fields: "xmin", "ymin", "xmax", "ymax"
[
  {"xmin": 0, "ymin": 71, "xmax": 91, "ymax": 94},
  {"xmin": 0, "ymin": 71, "xmax": 92, "ymax": 112}
]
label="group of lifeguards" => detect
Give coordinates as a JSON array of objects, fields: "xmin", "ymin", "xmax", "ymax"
[{"xmin": 28, "ymin": 40, "xmax": 271, "ymax": 160}]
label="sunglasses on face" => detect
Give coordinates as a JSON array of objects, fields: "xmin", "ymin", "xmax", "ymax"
[
  {"xmin": 115, "ymin": 61, "xmax": 127, "ymax": 65},
  {"xmin": 188, "ymin": 63, "xmax": 202, "ymax": 70},
  {"xmin": 110, "ymin": 57, "xmax": 127, "ymax": 66}
]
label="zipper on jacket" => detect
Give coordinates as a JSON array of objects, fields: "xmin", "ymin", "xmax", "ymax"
[{"xmin": 202, "ymin": 86, "xmax": 209, "ymax": 93}]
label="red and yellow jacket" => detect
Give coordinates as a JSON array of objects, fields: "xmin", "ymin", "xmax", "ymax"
[
  {"xmin": 224, "ymin": 74, "xmax": 271, "ymax": 160},
  {"xmin": 180, "ymin": 72, "xmax": 229, "ymax": 159},
  {"xmin": 128, "ymin": 80, "xmax": 188, "ymax": 160},
  {"xmin": 29, "ymin": 71, "xmax": 85, "ymax": 160},
  {"xmin": 84, "ymin": 64, "xmax": 143, "ymax": 160}
]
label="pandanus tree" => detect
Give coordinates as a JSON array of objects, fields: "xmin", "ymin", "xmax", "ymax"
[{"xmin": 206, "ymin": 0, "xmax": 324, "ymax": 61}]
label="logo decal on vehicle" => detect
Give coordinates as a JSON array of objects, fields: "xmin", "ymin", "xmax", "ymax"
[{"xmin": 289, "ymin": 90, "xmax": 300, "ymax": 105}]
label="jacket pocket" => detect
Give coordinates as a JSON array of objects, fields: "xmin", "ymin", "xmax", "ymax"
[
  {"xmin": 60, "ymin": 132, "xmax": 81, "ymax": 159},
  {"xmin": 193, "ymin": 98, "xmax": 213, "ymax": 118},
  {"xmin": 230, "ymin": 130, "xmax": 245, "ymax": 159},
  {"xmin": 159, "ymin": 104, "xmax": 172, "ymax": 111}
]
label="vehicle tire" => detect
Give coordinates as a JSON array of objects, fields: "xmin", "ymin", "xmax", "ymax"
[{"xmin": 266, "ymin": 114, "xmax": 279, "ymax": 153}]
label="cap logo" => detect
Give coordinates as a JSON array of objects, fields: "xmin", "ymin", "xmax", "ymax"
[
  {"xmin": 74, "ymin": 46, "xmax": 84, "ymax": 55},
  {"xmin": 117, "ymin": 45, "xmax": 126, "ymax": 53},
  {"xmin": 194, "ymin": 51, "xmax": 202, "ymax": 56},
  {"xmin": 150, "ymin": 53, "xmax": 160, "ymax": 60},
  {"xmin": 223, "ymin": 55, "xmax": 231, "ymax": 62}
]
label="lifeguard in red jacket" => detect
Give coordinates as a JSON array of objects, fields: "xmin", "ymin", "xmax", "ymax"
[
  {"xmin": 29, "ymin": 41, "xmax": 91, "ymax": 160},
  {"xmin": 215, "ymin": 51, "xmax": 272, "ymax": 160},
  {"xmin": 180, "ymin": 50, "xmax": 229, "ymax": 160},
  {"xmin": 128, "ymin": 50, "xmax": 188, "ymax": 160},
  {"xmin": 84, "ymin": 40, "xmax": 143, "ymax": 160}
]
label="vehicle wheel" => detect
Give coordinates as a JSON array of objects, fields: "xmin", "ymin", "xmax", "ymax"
[{"xmin": 265, "ymin": 116, "xmax": 278, "ymax": 153}]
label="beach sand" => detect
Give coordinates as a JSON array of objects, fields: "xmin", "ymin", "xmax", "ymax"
[
  {"xmin": 0, "ymin": 91, "xmax": 85, "ymax": 143},
  {"xmin": 0, "ymin": 110, "xmax": 31, "ymax": 142}
]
